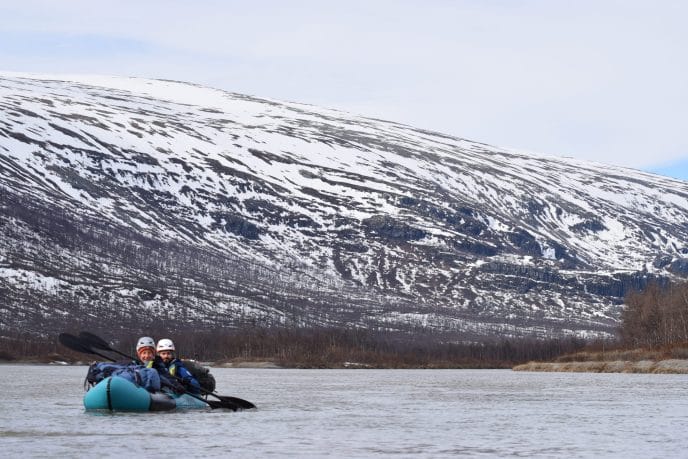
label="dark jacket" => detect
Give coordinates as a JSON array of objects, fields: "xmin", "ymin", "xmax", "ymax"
[{"xmin": 163, "ymin": 358, "xmax": 201, "ymax": 394}]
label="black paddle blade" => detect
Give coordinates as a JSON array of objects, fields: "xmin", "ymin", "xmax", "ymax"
[
  {"xmin": 206, "ymin": 399, "xmax": 238, "ymax": 411},
  {"xmin": 79, "ymin": 331, "xmax": 132, "ymax": 359},
  {"xmin": 216, "ymin": 395, "xmax": 256, "ymax": 410},
  {"xmin": 199, "ymin": 387, "xmax": 256, "ymax": 409},
  {"xmin": 58, "ymin": 333, "xmax": 92, "ymax": 354},
  {"xmin": 78, "ymin": 331, "xmax": 111, "ymax": 351},
  {"xmin": 59, "ymin": 332, "xmax": 117, "ymax": 362}
]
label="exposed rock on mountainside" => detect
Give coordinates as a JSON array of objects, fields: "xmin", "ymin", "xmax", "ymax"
[{"xmin": 1, "ymin": 73, "xmax": 687, "ymax": 340}]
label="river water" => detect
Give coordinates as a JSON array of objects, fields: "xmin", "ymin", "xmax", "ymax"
[{"xmin": 0, "ymin": 365, "xmax": 686, "ymax": 458}]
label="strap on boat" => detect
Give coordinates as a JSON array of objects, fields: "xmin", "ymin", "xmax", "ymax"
[{"xmin": 106, "ymin": 377, "xmax": 113, "ymax": 412}]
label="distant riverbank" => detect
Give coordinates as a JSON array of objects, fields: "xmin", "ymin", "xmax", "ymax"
[
  {"xmin": 7, "ymin": 345, "xmax": 688, "ymax": 373},
  {"xmin": 514, "ymin": 359, "xmax": 688, "ymax": 374},
  {"xmin": 513, "ymin": 346, "xmax": 688, "ymax": 374},
  {"xmin": 4, "ymin": 357, "xmax": 688, "ymax": 373},
  {"xmin": 0, "ymin": 354, "xmax": 505, "ymax": 369},
  {"xmin": 214, "ymin": 360, "xmax": 283, "ymax": 369}
]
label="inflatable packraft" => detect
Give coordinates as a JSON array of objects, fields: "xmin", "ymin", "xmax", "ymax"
[{"xmin": 84, "ymin": 376, "xmax": 209, "ymax": 411}]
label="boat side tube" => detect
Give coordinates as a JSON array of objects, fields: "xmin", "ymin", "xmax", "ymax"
[
  {"xmin": 84, "ymin": 376, "xmax": 153, "ymax": 411},
  {"xmin": 84, "ymin": 376, "xmax": 209, "ymax": 412}
]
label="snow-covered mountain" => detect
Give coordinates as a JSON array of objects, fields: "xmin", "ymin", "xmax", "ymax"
[{"xmin": 1, "ymin": 72, "xmax": 687, "ymax": 340}]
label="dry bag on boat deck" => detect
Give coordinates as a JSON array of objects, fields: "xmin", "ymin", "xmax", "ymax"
[
  {"xmin": 86, "ymin": 362, "xmax": 161, "ymax": 392},
  {"xmin": 183, "ymin": 360, "xmax": 216, "ymax": 393}
]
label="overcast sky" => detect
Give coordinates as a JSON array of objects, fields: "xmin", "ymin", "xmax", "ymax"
[{"xmin": 1, "ymin": 0, "xmax": 687, "ymax": 179}]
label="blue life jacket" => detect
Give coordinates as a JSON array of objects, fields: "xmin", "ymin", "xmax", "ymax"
[{"xmin": 165, "ymin": 359, "xmax": 201, "ymax": 394}]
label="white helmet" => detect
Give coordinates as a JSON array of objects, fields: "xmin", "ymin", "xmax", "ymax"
[
  {"xmin": 156, "ymin": 338, "xmax": 175, "ymax": 352},
  {"xmin": 136, "ymin": 336, "xmax": 155, "ymax": 351}
]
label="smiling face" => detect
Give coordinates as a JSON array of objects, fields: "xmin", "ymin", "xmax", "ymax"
[
  {"xmin": 137, "ymin": 347, "xmax": 155, "ymax": 362},
  {"xmin": 158, "ymin": 350, "xmax": 175, "ymax": 363}
]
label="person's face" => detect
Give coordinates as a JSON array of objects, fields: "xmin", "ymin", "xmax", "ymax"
[
  {"xmin": 159, "ymin": 350, "xmax": 174, "ymax": 363},
  {"xmin": 138, "ymin": 347, "xmax": 154, "ymax": 362}
]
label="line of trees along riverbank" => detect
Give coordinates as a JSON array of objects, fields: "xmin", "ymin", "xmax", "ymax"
[
  {"xmin": 1, "ymin": 327, "xmax": 588, "ymax": 368},
  {"xmin": 172, "ymin": 328, "xmax": 589, "ymax": 368},
  {"xmin": 3, "ymin": 279, "xmax": 687, "ymax": 367}
]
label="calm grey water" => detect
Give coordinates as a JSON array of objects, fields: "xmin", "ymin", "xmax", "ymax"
[{"xmin": 0, "ymin": 365, "xmax": 686, "ymax": 458}]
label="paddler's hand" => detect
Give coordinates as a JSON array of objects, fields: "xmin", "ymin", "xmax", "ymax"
[{"xmin": 172, "ymin": 381, "xmax": 186, "ymax": 394}]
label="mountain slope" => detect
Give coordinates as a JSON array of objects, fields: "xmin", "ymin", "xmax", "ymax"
[{"xmin": 1, "ymin": 72, "xmax": 687, "ymax": 340}]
